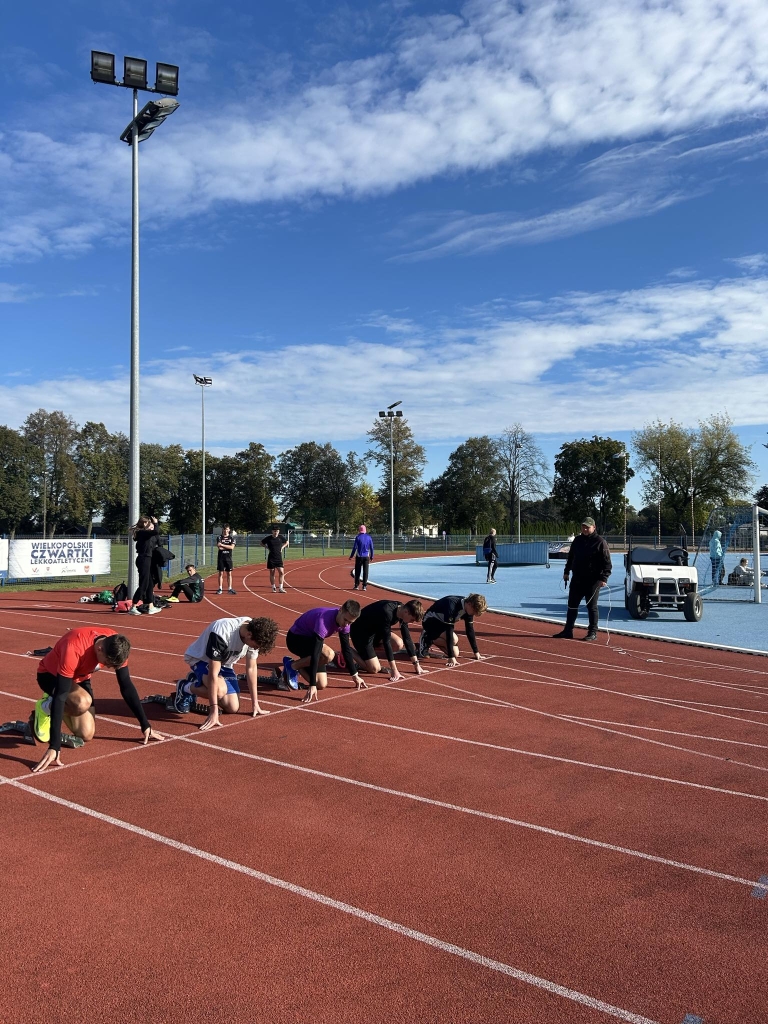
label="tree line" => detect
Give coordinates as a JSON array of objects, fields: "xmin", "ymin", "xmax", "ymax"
[{"xmin": 0, "ymin": 409, "xmax": 761, "ymax": 538}]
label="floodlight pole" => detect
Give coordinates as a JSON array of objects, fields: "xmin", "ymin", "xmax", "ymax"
[
  {"xmin": 389, "ymin": 417, "xmax": 395, "ymax": 553},
  {"xmin": 194, "ymin": 376, "xmax": 212, "ymax": 564},
  {"xmin": 128, "ymin": 89, "xmax": 140, "ymax": 595},
  {"xmin": 754, "ymin": 505, "xmax": 766, "ymax": 605},
  {"xmin": 514, "ymin": 441, "xmax": 523, "ymax": 543},
  {"xmin": 688, "ymin": 447, "xmax": 695, "ymax": 547}
]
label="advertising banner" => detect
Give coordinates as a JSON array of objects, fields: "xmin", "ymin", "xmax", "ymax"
[
  {"xmin": 0, "ymin": 538, "xmax": 8, "ymax": 576},
  {"xmin": 8, "ymin": 538, "xmax": 111, "ymax": 578}
]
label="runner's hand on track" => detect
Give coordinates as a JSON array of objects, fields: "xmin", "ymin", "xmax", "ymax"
[
  {"xmin": 473, "ymin": 652, "xmax": 487, "ymax": 661},
  {"xmin": 142, "ymin": 727, "xmax": 165, "ymax": 744},
  {"xmin": 388, "ymin": 671, "xmax": 404, "ymax": 682},
  {"xmin": 251, "ymin": 707, "xmax": 270, "ymax": 717},
  {"xmin": 302, "ymin": 686, "xmax": 318, "ymax": 704},
  {"xmin": 353, "ymin": 673, "xmax": 369, "ymax": 689},
  {"xmin": 445, "ymin": 657, "xmax": 459, "ymax": 668},
  {"xmin": 31, "ymin": 748, "xmax": 63, "ymax": 773},
  {"xmin": 200, "ymin": 712, "xmax": 222, "ymax": 731},
  {"xmin": 414, "ymin": 663, "xmax": 428, "ymax": 676}
]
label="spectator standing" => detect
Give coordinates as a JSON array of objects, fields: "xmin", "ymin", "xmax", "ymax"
[
  {"xmin": 349, "ymin": 524, "xmax": 375, "ymax": 591},
  {"xmin": 709, "ymin": 530, "xmax": 724, "ymax": 586},
  {"xmin": 130, "ymin": 515, "xmax": 161, "ymax": 615},
  {"xmin": 483, "ymin": 528, "xmax": 498, "ymax": 583},
  {"xmin": 216, "ymin": 524, "xmax": 236, "ymax": 595},
  {"xmin": 553, "ymin": 516, "xmax": 612, "ymax": 641},
  {"xmin": 262, "ymin": 525, "xmax": 289, "ymax": 593}
]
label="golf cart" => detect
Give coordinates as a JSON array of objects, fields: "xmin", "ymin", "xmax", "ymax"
[{"xmin": 624, "ymin": 541, "xmax": 702, "ymax": 622}]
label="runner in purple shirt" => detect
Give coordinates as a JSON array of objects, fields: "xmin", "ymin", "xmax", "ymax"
[{"xmin": 284, "ymin": 600, "xmax": 365, "ymax": 703}]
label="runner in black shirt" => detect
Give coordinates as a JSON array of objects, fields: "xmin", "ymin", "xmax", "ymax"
[
  {"xmin": 418, "ymin": 594, "xmax": 488, "ymax": 666},
  {"xmin": 350, "ymin": 599, "xmax": 427, "ymax": 681},
  {"xmin": 216, "ymin": 525, "xmax": 237, "ymax": 595},
  {"xmin": 483, "ymin": 528, "xmax": 498, "ymax": 583},
  {"xmin": 261, "ymin": 525, "xmax": 288, "ymax": 592}
]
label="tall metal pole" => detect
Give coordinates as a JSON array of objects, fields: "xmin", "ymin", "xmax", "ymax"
[
  {"xmin": 689, "ymin": 449, "xmax": 695, "ymax": 547},
  {"xmin": 623, "ymin": 451, "xmax": 627, "ymax": 553},
  {"xmin": 201, "ymin": 384, "xmax": 206, "ymax": 565},
  {"xmin": 753, "ymin": 504, "xmax": 762, "ymax": 605},
  {"xmin": 127, "ymin": 88, "xmax": 140, "ymax": 596},
  {"xmin": 516, "ymin": 461, "xmax": 521, "ymax": 543},
  {"xmin": 390, "ymin": 417, "xmax": 395, "ymax": 554},
  {"xmin": 657, "ymin": 439, "xmax": 661, "ymax": 545}
]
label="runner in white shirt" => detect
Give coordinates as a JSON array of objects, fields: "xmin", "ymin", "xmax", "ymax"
[{"xmin": 174, "ymin": 616, "xmax": 278, "ymax": 730}]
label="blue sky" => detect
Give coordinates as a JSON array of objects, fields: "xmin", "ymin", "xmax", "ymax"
[{"xmin": 2, "ymin": 0, "xmax": 768, "ymax": 507}]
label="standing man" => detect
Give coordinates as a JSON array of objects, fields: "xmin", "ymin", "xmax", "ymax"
[
  {"xmin": 709, "ymin": 529, "xmax": 724, "ymax": 587},
  {"xmin": 483, "ymin": 528, "xmax": 498, "ymax": 583},
  {"xmin": 31, "ymin": 626, "xmax": 164, "ymax": 773},
  {"xmin": 262, "ymin": 524, "xmax": 289, "ymax": 593},
  {"xmin": 174, "ymin": 616, "xmax": 278, "ymax": 728},
  {"xmin": 349, "ymin": 524, "xmax": 375, "ymax": 591},
  {"xmin": 554, "ymin": 516, "xmax": 612, "ymax": 641},
  {"xmin": 216, "ymin": 525, "xmax": 237, "ymax": 595}
]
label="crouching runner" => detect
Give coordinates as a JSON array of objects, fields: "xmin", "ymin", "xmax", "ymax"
[
  {"xmin": 175, "ymin": 616, "xmax": 278, "ymax": 730},
  {"xmin": 418, "ymin": 594, "xmax": 488, "ymax": 667},
  {"xmin": 350, "ymin": 599, "xmax": 427, "ymax": 681},
  {"xmin": 31, "ymin": 626, "xmax": 164, "ymax": 773},
  {"xmin": 283, "ymin": 600, "xmax": 365, "ymax": 703}
]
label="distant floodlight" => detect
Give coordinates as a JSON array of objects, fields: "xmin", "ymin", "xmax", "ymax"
[
  {"xmin": 378, "ymin": 411, "xmax": 386, "ymax": 417},
  {"xmin": 124, "ymin": 56, "xmax": 148, "ymax": 90},
  {"xmin": 154, "ymin": 62, "xmax": 179, "ymax": 96},
  {"xmin": 120, "ymin": 97, "xmax": 180, "ymax": 144},
  {"xmin": 387, "ymin": 400, "xmax": 402, "ymax": 410},
  {"xmin": 395, "ymin": 411, "xmax": 403, "ymax": 417},
  {"xmin": 194, "ymin": 374, "xmax": 212, "ymax": 386},
  {"xmin": 91, "ymin": 50, "xmax": 116, "ymax": 85}
]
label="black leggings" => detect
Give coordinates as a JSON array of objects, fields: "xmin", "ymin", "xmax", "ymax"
[
  {"xmin": 133, "ymin": 555, "xmax": 155, "ymax": 611},
  {"xmin": 354, "ymin": 557, "xmax": 370, "ymax": 586},
  {"xmin": 171, "ymin": 581, "xmax": 197, "ymax": 602},
  {"xmin": 486, "ymin": 553, "xmax": 498, "ymax": 579}
]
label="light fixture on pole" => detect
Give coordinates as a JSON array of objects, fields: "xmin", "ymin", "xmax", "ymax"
[
  {"xmin": 514, "ymin": 440, "xmax": 523, "ymax": 543},
  {"xmin": 194, "ymin": 376, "xmax": 213, "ymax": 564},
  {"xmin": 378, "ymin": 401, "xmax": 403, "ymax": 553},
  {"xmin": 687, "ymin": 446, "xmax": 695, "ymax": 547},
  {"xmin": 90, "ymin": 50, "xmax": 179, "ymax": 596},
  {"xmin": 613, "ymin": 448, "xmax": 628, "ymax": 552}
]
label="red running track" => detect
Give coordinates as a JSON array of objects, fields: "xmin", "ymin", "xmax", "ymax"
[{"xmin": 1, "ymin": 555, "xmax": 767, "ymax": 1023}]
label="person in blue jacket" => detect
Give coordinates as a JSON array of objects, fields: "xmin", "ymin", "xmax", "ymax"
[
  {"xmin": 709, "ymin": 529, "xmax": 724, "ymax": 586},
  {"xmin": 349, "ymin": 524, "xmax": 375, "ymax": 591}
]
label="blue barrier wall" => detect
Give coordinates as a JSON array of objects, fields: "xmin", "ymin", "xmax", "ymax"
[{"xmin": 476, "ymin": 542, "xmax": 549, "ymax": 566}]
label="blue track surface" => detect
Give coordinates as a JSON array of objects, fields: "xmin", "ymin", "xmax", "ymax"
[{"xmin": 369, "ymin": 552, "xmax": 768, "ymax": 655}]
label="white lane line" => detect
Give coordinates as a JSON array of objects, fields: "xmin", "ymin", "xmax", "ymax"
[
  {"xmin": 304, "ymin": 707, "xmax": 768, "ymax": 803},
  {"xmin": 6, "ymin": 778, "xmax": 662, "ymax": 1024},
  {"xmin": 558, "ymin": 716, "xmax": 768, "ymax": 751},
  {"xmin": 180, "ymin": 734, "xmax": 764, "ymax": 893}
]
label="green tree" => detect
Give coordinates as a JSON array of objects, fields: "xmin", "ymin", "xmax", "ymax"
[
  {"xmin": 74, "ymin": 423, "xmax": 128, "ymax": 536},
  {"xmin": 429, "ymin": 436, "xmax": 504, "ymax": 533},
  {"xmin": 553, "ymin": 436, "xmax": 632, "ymax": 535},
  {"xmin": 229, "ymin": 443, "xmax": 278, "ymax": 532},
  {"xmin": 168, "ymin": 449, "xmax": 221, "ymax": 533},
  {"xmin": 0, "ymin": 426, "xmax": 32, "ymax": 535},
  {"xmin": 366, "ymin": 416, "xmax": 426, "ymax": 533},
  {"xmin": 346, "ymin": 481, "xmax": 385, "ymax": 533},
  {"xmin": 277, "ymin": 441, "xmax": 328, "ymax": 527},
  {"xmin": 22, "ymin": 409, "xmax": 82, "ymax": 536},
  {"xmin": 496, "ymin": 425, "xmax": 550, "ymax": 536},
  {"xmin": 633, "ymin": 415, "xmax": 755, "ymax": 534},
  {"xmin": 317, "ymin": 448, "xmax": 366, "ymax": 534}
]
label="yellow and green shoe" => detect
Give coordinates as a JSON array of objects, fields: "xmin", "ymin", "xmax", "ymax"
[{"xmin": 32, "ymin": 698, "xmax": 51, "ymax": 743}]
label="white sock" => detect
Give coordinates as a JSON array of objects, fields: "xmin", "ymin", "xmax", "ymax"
[{"xmin": 181, "ymin": 680, "xmax": 195, "ymax": 696}]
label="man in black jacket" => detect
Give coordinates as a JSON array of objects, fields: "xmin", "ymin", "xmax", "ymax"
[{"xmin": 554, "ymin": 517, "xmax": 612, "ymax": 641}]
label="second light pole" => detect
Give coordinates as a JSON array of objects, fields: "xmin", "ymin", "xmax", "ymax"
[
  {"xmin": 194, "ymin": 375, "xmax": 212, "ymax": 564},
  {"xmin": 379, "ymin": 402, "xmax": 403, "ymax": 553}
]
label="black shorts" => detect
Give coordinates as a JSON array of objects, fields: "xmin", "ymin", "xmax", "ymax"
[
  {"xmin": 349, "ymin": 625, "xmax": 382, "ymax": 661},
  {"xmin": 37, "ymin": 672, "xmax": 96, "ymax": 713},
  {"xmin": 217, "ymin": 552, "xmax": 233, "ymax": 572},
  {"xmin": 267, "ymin": 558, "xmax": 283, "ymax": 570},
  {"xmin": 286, "ymin": 630, "xmax": 318, "ymax": 659}
]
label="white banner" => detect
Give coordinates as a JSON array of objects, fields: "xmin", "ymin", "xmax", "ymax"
[
  {"xmin": 0, "ymin": 538, "xmax": 8, "ymax": 575},
  {"xmin": 8, "ymin": 538, "xmax": 111, "ymax": 578}
]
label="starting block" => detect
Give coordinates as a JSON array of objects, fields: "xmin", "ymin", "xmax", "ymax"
[
  {"xmin": 0, "ymin": 720, "xmax": 84, "ymax": 749},
  {"xmin": 141, "ymin": 693, "xmax": 210, "ymax": 715}
]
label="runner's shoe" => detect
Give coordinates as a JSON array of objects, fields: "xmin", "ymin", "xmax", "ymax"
[
  {"xmin": 279, "ymin": 587, "xmax": 286, "ymax": 593},
  {"xmin": 166, "ymin": 596, "xmax": 180, "ymax": 603},
  {"xmin": 215, "ymin": 588, "xmax": 223, "ymax": 595},
  {"xmin": 282, "ymin": 656, "xmax": 299, "ymax": 690},
  {"xmin": 228, "ymin": 588, "xmax": 237, "ymax": 595},
  {"xmin": 147, "ymin": 605, "xmax": 162, "ymax": 615},
  {"xmin": 33, "ymin": 698, "xmax": 51, "ymax": 743},
  {"xmin": 272, "ymin": 585, "xmax": 277, "ymax": 592},
  {"xmin": 173, "ymin": 678, "xmax": 193, "ymax": 713},
  {"xmin": 128, "ymin": 606, "xmax": 142, "ymax": 615},
  {"xmin": 417, "ymin": 633, "xmax": 431, "ymax": 659}
]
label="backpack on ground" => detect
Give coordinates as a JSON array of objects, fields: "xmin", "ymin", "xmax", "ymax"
[
  {"xmin": 94, "ymin": 590, "xmax": 114, "ymax": 605},
  {"xmin": 113, "ymin": 582, "xmax": 129, "ymax": 603},
  {"xmin": 114, "ymin": 599, "xmax": 134, "ymax": 613}
]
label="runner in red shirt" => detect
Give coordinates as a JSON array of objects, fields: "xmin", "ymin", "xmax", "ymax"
[{"xmin": 31, "ymin": 626, "xmax": 163, "ymax": 773}]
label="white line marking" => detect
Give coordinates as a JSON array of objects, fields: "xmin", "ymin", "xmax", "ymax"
[
  {"xmin": 7, "ymin": 778, "xmax": 661, "ymax": 1024},
  {"xmin": 180, "ymin": 734, "xmax": 763, "ymax": 892}
]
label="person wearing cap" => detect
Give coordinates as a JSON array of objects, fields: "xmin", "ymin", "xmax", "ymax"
[{"xmin": 553, "ymin": 517, "xmax": 612, "ymax": 642}]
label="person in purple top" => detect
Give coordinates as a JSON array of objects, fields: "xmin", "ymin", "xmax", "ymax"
[
  {"xmin": 349, "ymin": 524, "xmax": 375, "ymax": 590},
  {"xmin": 283, "ymin": 600, "xmax": 366, "ymax": 703}
]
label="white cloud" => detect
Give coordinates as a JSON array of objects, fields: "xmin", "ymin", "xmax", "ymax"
[
  {"xmin": 2, "ymin": 271, "xmax": 768, "ymax": 443},
  {"xmin": 3, "ymin": 0, "xmax": 768, "ymax": 262},
  {"xmin": 0, "ymin": 282, "xmax": 34, "ymax": 302},
  {"xmin": 728, "ymin": 253, "xmax": 768, "ymax": 272}
]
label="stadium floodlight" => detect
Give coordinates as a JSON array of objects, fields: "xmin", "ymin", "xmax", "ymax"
[
  {"xmin": 194, "ymin": 376, "xmax": 213, "ymax": 564},
  {"xmin": 379, "ymin": 403, "xmax": 404, "ymax": 552},
  {"xmin": 123, "ymin": 56, "xmax": 148, "ymax": 90},
  {"xmin": 90, "ymin": 51, "xmax": 179, "ymax": 595},
  {"xmin": 154, "ymin": 62, "xmax": 179, "ymax": 96},
  {"xmin": 120, "ymin": 97, "xmax": 180, "ymax": 144},
  {"xmin": 91, "ymin": 51, "xmax": 116, "ymax": 85}
]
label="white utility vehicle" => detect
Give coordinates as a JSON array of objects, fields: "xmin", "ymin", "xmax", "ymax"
[{"xmin": 624, "ymin": 543, "xmax": 702, "ymax": 622}]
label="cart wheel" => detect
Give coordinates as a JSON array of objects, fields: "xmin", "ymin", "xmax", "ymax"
[
  {"xmin": 627, "ymin": 591, "xmax": 648, "ymax": 620},
  {"xmin": 683, "ymin": 593, "xmax": 703, "ymax": 622}
]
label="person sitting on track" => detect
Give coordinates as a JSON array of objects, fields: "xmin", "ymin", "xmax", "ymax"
[
  {"xmin": 174, "ymin": 616, "xmax": 278, "ymax": 730},
  {"xmin": 418, "ymin": 594, "xmax": 488, "ymax": 667},
  {"xmin": 349, "ymin": 599, "xmax": 428, "ymax": 681},
  {"xmin": 31, "ymin": 626, "xmax": 164, "ymax": 773},
  {"xmin": 283, "ymin": 600, "xmax": 366, "ymax": 703},
  {"xmin": 262, "ymin": 524, "xmax": 288, "ymax": 593},
  {"xmin": 166, "ymin": 563, "xmax": 205, "ymax": 603}
]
